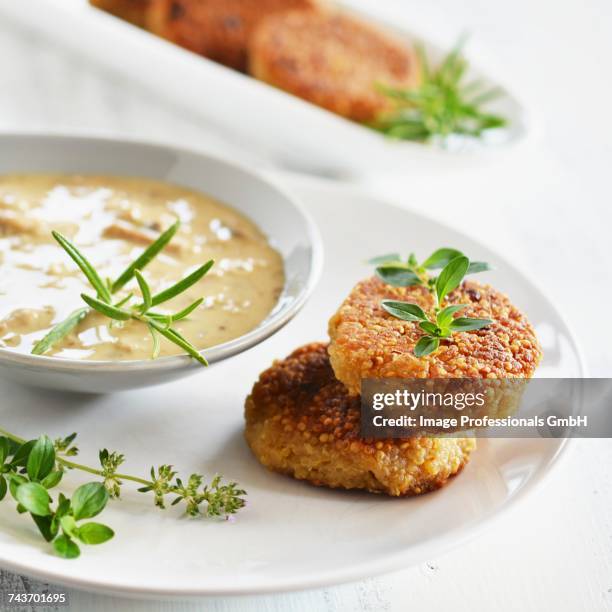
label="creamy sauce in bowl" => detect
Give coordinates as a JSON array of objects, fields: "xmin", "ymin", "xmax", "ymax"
[{"xmin": 0, "ymin": 174, "xmax": 284, "ymax": 361}]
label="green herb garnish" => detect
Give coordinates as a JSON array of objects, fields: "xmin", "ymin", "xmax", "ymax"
[
  {"xmin": 371, "ymin": 38, "xmax": 507, "ymax": 143},
  {"xmin": 31, "ymin": 221, "xmax": 211, "ymax": 365},
  {"xmin": 370, "ymin": 248, "xmax": 493, "ymax": 356},
  {"xmin": 0, "ymin": 427, "xmax": 246, "ymax": 559}
]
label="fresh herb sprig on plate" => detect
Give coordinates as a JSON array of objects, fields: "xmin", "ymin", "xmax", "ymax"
[
  {"xmin": 31, "ymin": 221, "xmax": 211, "ymax": 365},
  {"xmin": 371, "ymin": 39, "xmax": 507, "ymax": 142},
  {"xmin": 0, "ymin": 428, "xmax": 246, "ymax": 559},
  {"xmin": 370, "ymin": 248, "xmax": 493, "ymax": 357}
]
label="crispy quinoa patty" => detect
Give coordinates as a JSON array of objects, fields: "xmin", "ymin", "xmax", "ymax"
[
  {"xmin": 90, "ymin": 0, "xmax": 151, "ymax": 27},
  {"xmin": 328, "ymin": 277, "xmax": 542, "ymax": 396},
  {"xmin": 244, "ymin": 343, "xmax": 475, "ymax": 496},
  {"xmin": 147, "ymin": 0, "xmax": 318, "ymax": 72},
  {"xmin": 249, "ymin": 10, "xmax": 420, "ymax": 122}
]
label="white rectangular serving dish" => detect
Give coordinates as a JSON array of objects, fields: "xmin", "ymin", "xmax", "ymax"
[{"xmin": 0, "ymin": 0, "xmax": 528, "ymax": 177}]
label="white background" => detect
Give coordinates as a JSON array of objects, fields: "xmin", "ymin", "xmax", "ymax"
[{"xmin": 0, "ymin": 0, "xmax": 611, "ymax": 610}]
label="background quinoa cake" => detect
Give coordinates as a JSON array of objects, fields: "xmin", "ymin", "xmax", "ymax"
[
  {"xmin": 245, "ymin": 342, "xmax": 476, "ymax": 496},
  {"xmin": 91, "ymin": 0, "xmax": 151, "ymax": 27},
  {"xmin": 249, "ymin": 10, "xmax": 420, "ymax": 122},
  {"xmin": 328, "ymin": 277, "xmax": 542, "ymax": 396},
  {"xmin": 146, "ymin": 0, "xmax": 319, "ymax": 72}
]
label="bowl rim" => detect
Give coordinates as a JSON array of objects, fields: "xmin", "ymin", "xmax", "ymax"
[{"xmin": 0, "ymin": 131, "xmax": 323, "ymax": 373}]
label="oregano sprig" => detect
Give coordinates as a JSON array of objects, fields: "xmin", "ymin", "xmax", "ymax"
[
  {"xmin": 0, "ymin": 428, "xmax": 246, "ymax": 559},
  {"xmin": 371, "ymin": 248, "xmax": 493, "ymax": 356},
  {"xmin": 369, "ymin": 248, "xmax": 490, "ymax": 288},
  {"xmin": 31, "ymin": 221, "xmax": 212, "ymax": 365}
]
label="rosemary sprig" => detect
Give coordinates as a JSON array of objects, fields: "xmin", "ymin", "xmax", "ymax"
[
  {"xmin": 31, "ymin": 222, "xmax": 212, "ymax": 365},
  {"xmin": 0, "ymin": 427, "xmax": 246, "ymax": 559},
  {"xmin": 371, "ymin": 39, "xmax": 507, "ymax": 143},
  {"xmin": 370, "ymin": 248, "xmax": 493, "ymax": 356}
]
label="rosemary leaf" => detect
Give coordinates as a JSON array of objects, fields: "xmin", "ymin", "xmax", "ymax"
[
  {"xmin": 114, "ymin": 293, "xmax": 133, "ymax": 308},
  {"xmin": 150, "ymin": 260, "xmax": 214, "ymax": 307},
  {"xmin": 134, "ymin": 270, "xmax": 152, "ymax": 313},
  {"xmin": 145, "ymin": 313, "xmax": 172, "ymax": 326},
  {"xmin": 149, "ymin": 321, "xmax": 208, "ymax": 366},
  {"xmin": 167, "ymin": 297, "xmax": 204, "ymax": 322},
  {"xmin": 111, "ymin": 220, "xmax": 180, "ymax": 293},
  {"xmin": 52, "ymin": 232, "xmax": 111, "ymax": 303},
  {"xmin": 80, "ymin": 294, "xmax": 132, "ymax": 321},
  {"xmin": 31, "ymin": 307, "xmax": 89, "ymax": 356},
  {"xmin": 148, "ymin": 324, "xmax": 161, "ymax": 359}
]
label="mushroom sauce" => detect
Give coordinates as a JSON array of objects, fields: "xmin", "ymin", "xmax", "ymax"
[{"xmin": 0, "ymin": 175, "xmax": 284, "ymax": 361}]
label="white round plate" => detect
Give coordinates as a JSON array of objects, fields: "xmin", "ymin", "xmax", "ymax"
[{"xmin": 0, "ymin": 185, "xmax": 584, "ymax": 597}]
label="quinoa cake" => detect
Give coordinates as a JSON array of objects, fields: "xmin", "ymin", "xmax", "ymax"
[
  {"xmin": 90, "ymin": 0, "xmax": 151, "ymax": 28},
  {"xmin": 244, "ymin": 343, "xmax": 476, "ymax": 496},
  {"xmin": 146, "ymin": 0, "xmax": 319, "ymax": 72},
  {"xmin": 249, "ymin": 10, "xmax": 420, "ymax": 122},
  {"xmin": 328, "ymin": 277, "xmax": 543, "ymax": 396}
]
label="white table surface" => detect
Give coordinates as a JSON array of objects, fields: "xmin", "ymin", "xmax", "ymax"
[{"xmin": 1, "ymin": 0, "xmax": 611, "ymax": 610}]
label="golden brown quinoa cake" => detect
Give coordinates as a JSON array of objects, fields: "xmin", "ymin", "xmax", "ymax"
[
  {"xmin": 244, "ymin": 343, "xmax": 476, "ymax": 496},
  {"xmin": 90, "ymin": 0, "xmax": 151, "ymax": 28},
  {"xmin": 249, "ymin": 10, "xmax": 420, "ymax": 122},
  {"xmin": 146, "ymin": 0, "xmax": 318, "ymax": 72},
  {"xmin": 328, "ymin": 277, "xmax": 543, "ymax": 396}
]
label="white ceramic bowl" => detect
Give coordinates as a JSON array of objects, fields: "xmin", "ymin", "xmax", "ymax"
[{"xmin": 0, "ymin": 134, "xmax": 323, "ymax": 392}]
